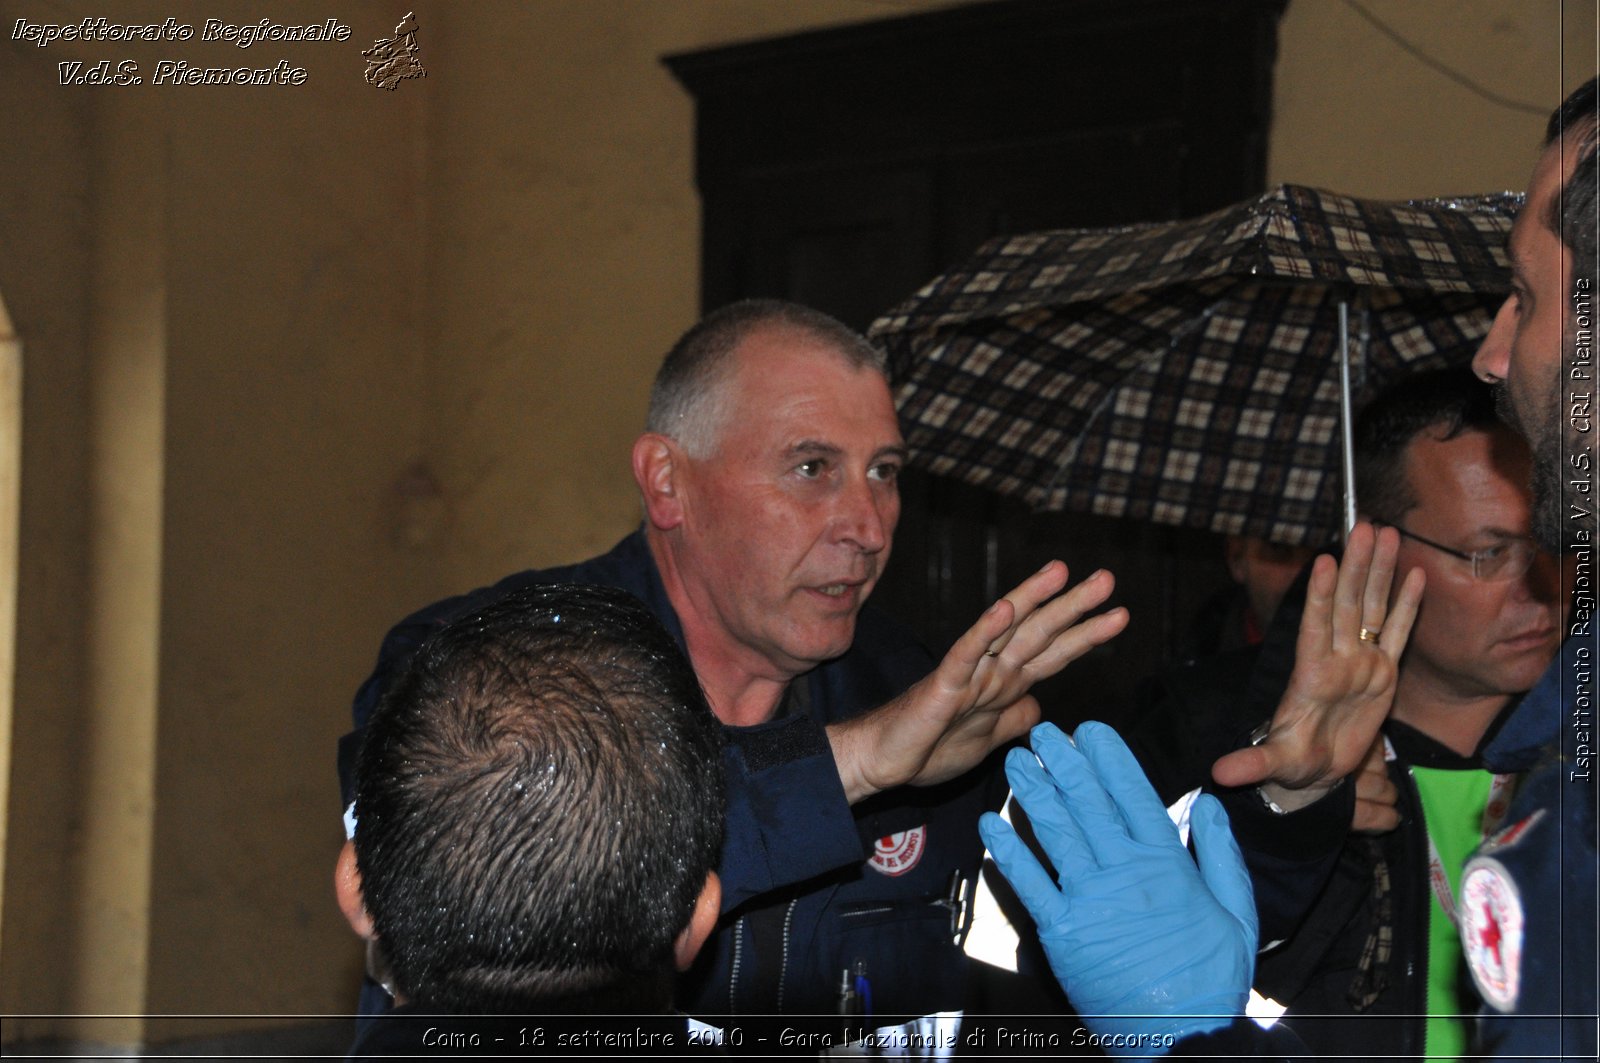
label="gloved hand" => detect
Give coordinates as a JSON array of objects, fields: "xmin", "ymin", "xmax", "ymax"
[{"xmin": 979, "ymin": 721, "xmax": 1257, "ymax": 1056}]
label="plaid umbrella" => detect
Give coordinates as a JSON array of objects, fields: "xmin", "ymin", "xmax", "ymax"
[{"xmin": 870, "ymin": 185, "xmax": 1520, "ymax": 546}]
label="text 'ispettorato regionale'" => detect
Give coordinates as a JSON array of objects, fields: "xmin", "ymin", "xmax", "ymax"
[{"xmin": 11, "ymin": 17, "xmax": 354, "ymax": 86}]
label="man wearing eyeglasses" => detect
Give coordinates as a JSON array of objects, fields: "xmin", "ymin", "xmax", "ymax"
[
  {"xmin": 1357, "ymin": 370, "xmax": 1562, "ymax": 766},
  {"xmin": 1124, "ymin": 368, "xmax": 1562, "ymax": 1060},
  {"xmin": 1333, "ymin": 369, "xmax": 1562, "ymax": 1057}
]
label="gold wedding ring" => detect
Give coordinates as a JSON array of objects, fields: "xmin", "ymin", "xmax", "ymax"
[{"xmin": 1358, "ymin": 626, "xmax": 1381, "ymax": 643}]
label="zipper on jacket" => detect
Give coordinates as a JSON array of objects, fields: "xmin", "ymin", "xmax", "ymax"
[
  {"xmin": 728, "ymin": 915, "xmax": 744, "ymax": 1014},
  {"xmin": 777, "ymin": 899, "xmax": 797, "ymax": 1012}
]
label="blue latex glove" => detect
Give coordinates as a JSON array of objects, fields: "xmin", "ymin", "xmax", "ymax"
[{"xmin": 979, "ymin": 721, "xmax": 1257, "ymax": 1056}]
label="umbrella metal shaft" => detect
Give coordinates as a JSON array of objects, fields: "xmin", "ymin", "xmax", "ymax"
[{"xmin": 1339, "ymin": 299, "xmax": 1358, "ymax": 540}]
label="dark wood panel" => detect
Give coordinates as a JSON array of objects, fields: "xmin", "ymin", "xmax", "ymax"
[
  {"xmin": 709, "ymin": 167, "xmax": 936, "ymax": 332},
  {"xmin": 933, "ymin": 128, "xmax": 1189, "ymax": 270},
  {"xmin": 668, "ymin": 0, "xmax": 1282, "ymax": 186}
]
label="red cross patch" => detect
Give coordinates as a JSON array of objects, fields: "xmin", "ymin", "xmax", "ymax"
[
  {"xmin": 1460, "ymin": 857, "xmax": 1524, "ymax": 1012},
  {"xmin": 868, "ymin": 825, "xmax": 927, "ymax": 877}
]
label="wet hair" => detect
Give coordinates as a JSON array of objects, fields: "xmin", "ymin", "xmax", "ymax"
[
  {"xmin": 645, "ymin": 299, "xmax": 888, "ymax": 456},
  {"xmin": 353, "ymin": 583, "xmax": 725, "ymax": 1013},
  {"xmin": 1544, "ymin": 77, "xmax": 1598, "ymax": 286},
  {"xmin": 1354, "ymin": 368, "xmax": 1501, "ymax": 523}
]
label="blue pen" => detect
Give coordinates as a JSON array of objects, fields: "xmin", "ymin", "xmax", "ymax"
[{"xmin": 852, "ymin": 959, "xmax": 872, "ymax": 1018}]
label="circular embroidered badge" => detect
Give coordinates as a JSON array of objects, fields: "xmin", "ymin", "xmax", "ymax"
[
  {"xmin": 1460, "ymin": 857, "xmax": 1524, "ymax": 1012},
  {"xmin": 869, "ymin": 825, "xmax": 926, "ymax": 877}
]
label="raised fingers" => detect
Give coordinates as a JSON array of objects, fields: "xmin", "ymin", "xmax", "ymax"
[
  {"xmin": 999, "ymin": 569, "xmax": 1125, "ymax": 676},
  {"xmin": 1030, "ymin": 723, "xmax": 1143, "ymax": 868},
  {"xmin": 1004, "ymin": 737, "xmax": 1093, "ymax": 871},
  {"xmin": 1359, "ymin": 525, "xmax": 1401, "ymax": 635},
  {"xmin": 1377, "ymin": 564, "xmax": 1426, "ymax": 664},
  {"xmin": 984, "ymin": 561, "xmax": 1071, "ymax": 659},
  {"xmin": 979, "ymin": 810, "xmax": 1068, "ymax": 927},
  {"xmin": 1189, "ymin": 795, "xmax": 1257, "ymax": 940},
  {"xmin": 1330, "ymin": 522, "xmax": 1375, "ymax": 651},
  {"xmin": 1293, "ymin": 552, "xmax": 1341, "ymax": 661},
  {"xmin": 1074, "ymin": 721, "xmax": 1180, "ymax": 850},
  {"xmin": 939, "ymin": 598, "xmax": 1018, "ymax": 691},
  {"xmin": 1023, "ymin": 606, "xmax": 1130, "ymax": 683}
]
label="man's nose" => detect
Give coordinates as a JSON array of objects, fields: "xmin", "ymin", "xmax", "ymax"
[
  {"xmin": 1473, "ymin": 296, "xmax": 1516, "ymax": 384},
  {"xmin": 834, "ymin": 477, "xmax": 889, "ymax": 553}
]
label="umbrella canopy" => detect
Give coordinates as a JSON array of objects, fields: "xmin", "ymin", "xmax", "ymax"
[{"xmin": 870, "ymin": 185, "xmax": 1520, "ymax": 547}]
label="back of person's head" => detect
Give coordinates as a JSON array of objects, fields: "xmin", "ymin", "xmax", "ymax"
[
  {"xmin": 1354, "ymin": 368, "xmax": 1502, "ymax": 524},
  {"xmin": 341, "ymin": 583, "xmax": 725, "ymax": 1013},
  {"xmin": 1546, "ymin": 76, "xmax": 1598, "ymax": 285},
  {"xmin": 645, "ymin": 298, "xmax": 887, "ymax": 457}
]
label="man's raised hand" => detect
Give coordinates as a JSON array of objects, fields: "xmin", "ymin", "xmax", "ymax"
[
  {"xmin": 830, "ymin": 562, "xmax": 1128, "ymax": 804},
  {"xmin": 1211, "ymin": 522, "xmax": 1424, "ymax": 809}
]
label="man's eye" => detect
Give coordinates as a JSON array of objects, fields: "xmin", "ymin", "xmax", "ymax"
[
  {"xmin": 870, "ymin": 463, "xmax": 902, "ymax": 483},
  {"xmin": 796, "ymin": 460, "xmax": 824, "ymax": 478}
]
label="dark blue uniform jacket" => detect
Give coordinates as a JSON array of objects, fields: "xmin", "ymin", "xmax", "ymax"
[
  {"xmin": 1467, "ymin": 633, "xmax": 1597, "ymax": 1061},
  {"xmin": 339, "ymin": 531, "xmax": 998, "ymax": 1021}
]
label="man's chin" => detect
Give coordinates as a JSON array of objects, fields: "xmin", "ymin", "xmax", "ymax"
[
  {"xmin": 818, "ymin": 631, "xmax": 857, "ymax": 662},
  {"xmin": 1496, "ymin": 656, "xmax": 1563, "ymax": 696},
  {"xmin": 787, "ymin": 626, "xmax": 858, "ymax": 670}
]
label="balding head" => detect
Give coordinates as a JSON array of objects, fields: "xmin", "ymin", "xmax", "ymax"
[{"xmin": 645, "ymin": 299, "xmax": 889, "ymax": 457}]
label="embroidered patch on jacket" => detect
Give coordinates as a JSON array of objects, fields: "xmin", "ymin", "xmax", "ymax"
[
  {"xmin": 1477, "ymin": 809, "xmax": 1545, "ymax": 856},
  {"xmin": 1460, "ymin": 856, "xmax": 1524, "ymax": 1012},
  {"xmin": 869, "ymin": 825, "xmax": 926, "ymax": 876}
]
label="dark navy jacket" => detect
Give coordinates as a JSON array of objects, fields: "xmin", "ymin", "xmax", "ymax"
[
  {"xmin": 1466, "ymin": 633, "xmax": 1598, "ymax": 1061},
  {"xmin": 340, "ymin": 531, "xmax": 998, "ymax": 1021}
]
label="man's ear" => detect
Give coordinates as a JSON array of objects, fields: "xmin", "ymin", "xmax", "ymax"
[
  {"xmin": 632, "ymin": 433, "xmax": 686, "ymax": 531},
  {"xmin": 335, "ymin": 840, "xmax": 374, "ymax": 941},
  {"xmin": 673, "ymin": 871, "xmax": 721, "ymax": 971}
]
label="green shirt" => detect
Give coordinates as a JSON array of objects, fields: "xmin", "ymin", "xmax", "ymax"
[{"xmin": 1411, "ymin": 765, "xmax": 1494, "ymax": 1061}]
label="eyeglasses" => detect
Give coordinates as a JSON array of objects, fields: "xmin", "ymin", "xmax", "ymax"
[{"xmin": 1388, "ymin": 524, "xmax": 1542, "ymax": 582}]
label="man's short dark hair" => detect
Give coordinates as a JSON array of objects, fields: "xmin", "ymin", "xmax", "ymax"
[
  {"xmin": 645, "ymin": 299, "xmax": 888, "ymax": 456},
  {"xmin": 1545, "ymin": 76, "xmax": 1598, "ymax": 286},
  {"xmin": 353, "ymin": 583, "xmax": 724, "ymax": 1013},
  {"xmin": 1354, "ymin": 368, "xmax": 1501, "ymax": 524}
]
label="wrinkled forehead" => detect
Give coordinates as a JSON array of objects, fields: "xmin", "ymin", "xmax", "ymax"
[
  {"xmin": 713, "ymin": 327, "xmax": 901, "ymax": 450},
  {"xmin": 723, "ymin": 326, "xmax": 893, "ymax": 409}
]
